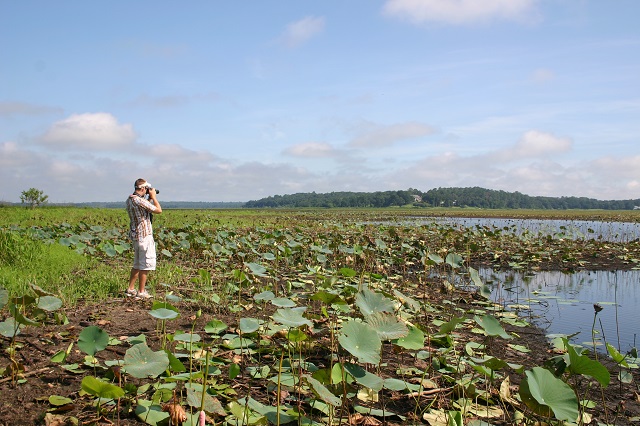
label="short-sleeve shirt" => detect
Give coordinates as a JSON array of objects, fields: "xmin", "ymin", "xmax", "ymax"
[{"xmin": 126, "ymin": 195, "xmax": 158, "ymax": 241}]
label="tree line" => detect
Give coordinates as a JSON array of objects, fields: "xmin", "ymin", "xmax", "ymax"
[{"xmin": 245, "ymin": 187, "xmax": 640, "ymax": 210}]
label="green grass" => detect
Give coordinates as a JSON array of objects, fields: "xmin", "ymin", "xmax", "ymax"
[{"xmin": 0, "ymin": 230, "xmax": 123, "ymax": 305}]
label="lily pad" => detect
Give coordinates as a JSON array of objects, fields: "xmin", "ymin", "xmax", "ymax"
[
  {"xmin": 355, "ymin": 289, "xmax": 395, "ymax": 316},
  {"xmin": 81, "ymin": 376, "xmax": 124, "ymax": 399},
  {"xmin": 519, "ymin": 367, "xmax": 579, "ymax": 421},
  {"xmin": 122, "ymin": 343, "xmax": 170, "ymax": 379},
  {"xmin": 78, "ymin": 326, "xmax": 109, "ymax": 356},
  {"xmin": 272, "ymin": 307, "xmax": 312, "ymax": 327},
  {"xmin": 339, "ymin": 320, "xmax": 381, "ymax": 365}
]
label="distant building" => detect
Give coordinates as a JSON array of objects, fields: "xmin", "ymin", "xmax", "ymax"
[
  {"xmin": 412, "ymin": 195, "xmax": 422, "ymax": 202},
  {"xmin": 634, "ymin": 206, "xmax": 640, "ymax": 210}
]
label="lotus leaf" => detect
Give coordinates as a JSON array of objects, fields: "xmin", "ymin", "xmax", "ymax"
[
  {"xmin": 149, "ymin": 308, "xmax": 179, "ymax": 320},
  {"xmin": 186, "ymin": 386, "xmax": 226, "ymax": 416},
  {"xmin": 344, "ymin": 363, "xmax": 384, "ymax": 391},
  {"xmin": 272, "ymin": 307, "xmax": 312, "ymax": 327},
  {"xmin": 365, "ymin": 312, "xmax": 409, "ymax": 340},
  {"xmin": 173, "ymin": 332, "xmax": 202, "ymax": 343},
  {"xmin": 270, "ymin": 297, "xmax": 296, "ymax": 307},
  {"xmin": 519, "ymin": 367, "xmax": 579, "ymax": 421},
  {"xmin": 0, "ymin": 318, "xmax": 22, "ymax": 338},
  {"xmin": 305, "ymin": 375, "xmax": 342, "ymax": 406},
  {"xmin": 78, "ymin": 326, "xmax": 109, "ymax": 356},
  {"xmin": 393, "ymin": 325, "xmax": 425, "ymax": 350},
  {"xmin": 564, "ymin": 340, "xmax": 610, "ymax": 387},
  {"xmin": 123, "ymin": 343, "xmax": 170, "ymax": 378},
  {"xmin": 474, "ymin": 314, "xmax": 512, "ymax": 340},
  {"xmin": 37, "ymin": 295, "xmax": 62, "ymax": 311},
  {"xmin": 355, "ymin": 288, "xmax": 395, "ymax": 316},
  {"xmin": 81, "ymin": 376, "xmax": 124, "ymax": 399},
  {"xmin": 245, "ymin": 262, "xmax": 268, "ymax": 277},
  {"xmin": 205, "ymin": 319, "xmax": 227, "ymax": 334},
  {"xmin": 339, "ymin": 320, "xmax": 381, "ymax": 365}
]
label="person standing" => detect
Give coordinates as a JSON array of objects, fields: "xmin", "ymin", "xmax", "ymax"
[{"xmin": 125, "ymin": 178, "xmax": 162, "ymax": 299}]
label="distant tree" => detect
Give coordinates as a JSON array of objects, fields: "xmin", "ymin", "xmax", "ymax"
[{"xmin": 20, "ymin": 188, "xmax": 48, "ymax": 209}]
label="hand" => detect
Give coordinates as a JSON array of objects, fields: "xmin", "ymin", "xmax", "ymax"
[{"xmin": 147, "ymin": 188, "xmax": 157, "ymax": 198}]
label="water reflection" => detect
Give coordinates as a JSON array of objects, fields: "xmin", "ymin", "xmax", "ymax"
[
  {"xmin": 480, "ymin": 268, "xmax": 639, "ymax": 353},
  {"xmin": 414, "ymin": 217, "xmax": 640, "ymax": 242}
]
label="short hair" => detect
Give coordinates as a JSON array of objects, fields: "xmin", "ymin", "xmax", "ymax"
[{"xmin": 134, "ymin": 178, "xmax": 147, "ymax": 189}]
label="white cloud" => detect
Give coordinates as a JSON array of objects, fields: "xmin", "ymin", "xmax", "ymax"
[
  {"xmin": 284, "ymin": 142, "xmax": 337, "ymax": 158},
  {"xmin": 495, "ymin": 130, "xmax": 573, "ymax": 161},
  {"xmin": 281, "ymin": 16, "xmax": 325, "ymax": 48},
  {"xmin": 382, "ymin": 0, "xmax": 540, "ymax": 26},
  {"xmin": 350, "ymin": 121, "xmax": 435, "ymax": 148},
  {"xmin": 39, "ymin": 113, "xmax": 137, "ymax": 150}
]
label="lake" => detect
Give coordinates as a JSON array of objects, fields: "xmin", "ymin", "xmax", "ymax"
[
  {"xmin": 480, "ymin": 268, "xmax": 638, "ymax": 353},
  {"xmin": 400, "ymin": 216, "xmax": 639, "ymax": 353},
  {"xmin": 419, "ymin": 216, "xmax": 640, "ymax": 242}
]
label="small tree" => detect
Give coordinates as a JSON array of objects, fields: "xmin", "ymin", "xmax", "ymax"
[{"xmin": 20, "ymin": 188, "xmax": 48, "ymax": 209}]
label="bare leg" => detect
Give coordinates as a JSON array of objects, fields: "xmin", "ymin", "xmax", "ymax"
[
  {"xmin": 138, "ymin": 270, "xmax": 150, "ymax": 293},
  {"xmin": 128, "ymin": 269, "xmax": 139, "ymax": 292}
]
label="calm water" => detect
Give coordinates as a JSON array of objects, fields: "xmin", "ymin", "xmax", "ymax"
[
  {"xmin": 394, "ymin": 216, "xmax": 640, "ymax": 352},
  {"xmin": 480, "ymin": 268, "xmax": 639, "ymax": 353},
  {"xmin": 412, "ymin": 217, "xmax": 640, "ymax": 242}
]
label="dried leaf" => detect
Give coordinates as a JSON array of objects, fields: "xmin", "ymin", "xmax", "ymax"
[
  {"xmin": 44, "ymin": 413, "xmax": 67, "ymax": 426},
  {"xmin": 163, "ymin": 403, "xmax": 187, "ymax": 425}
]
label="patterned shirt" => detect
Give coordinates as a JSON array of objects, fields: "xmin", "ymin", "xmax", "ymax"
[{"xmin": 126, "ymin": 195, "xmax": 158, "ymax": 241}]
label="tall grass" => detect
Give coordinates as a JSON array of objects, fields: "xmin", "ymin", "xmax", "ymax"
[{"xmin": 0, "ymin": 230, "xmax": 123, "ymax": 306}]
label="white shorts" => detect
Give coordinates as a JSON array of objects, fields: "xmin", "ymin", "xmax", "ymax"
[{"xmin": 133, "ymin": 235, "xmax": 156, "ymax": 270}]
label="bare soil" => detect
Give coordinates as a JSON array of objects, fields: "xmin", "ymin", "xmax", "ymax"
[{"xmin": 1, "ymin": 284, "xmax": 639, "ymax": 425}]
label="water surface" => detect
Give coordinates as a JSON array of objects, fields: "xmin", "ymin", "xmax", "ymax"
[{"xmin": 481, "ymin": 268, "xmax": 639, "ymax": 353}]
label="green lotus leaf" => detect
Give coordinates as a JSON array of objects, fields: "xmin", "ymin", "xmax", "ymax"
[
  {"xmin": 339, "ymin": 267, "xmax": 357, "ymax": 277},
  {"xmin": 272, "ymin": 307, "xmax": 312, "ymax": 327},
  {"xmin": 519, "ymin": 367, "xmax": 579, "ymax": 422},
  {"xmin": 29, "ymin": 283, "xmax": 53, "ymax": 297},
  {"xmin": 310, "ymin": 290, "xmax": 346, "ymax": 305},
  {"xmin": 9, "ymin": 303, "xmax": 41, "ymax": 326},
  {"xmin": 564, "ymin": 340, "xmax": 610, "ymax": 387},
  {"xmin": 186, "ymin": 386, "xmax": 226, "ymax": 416},
  {"xmin": 338, "ymin": 320, "xmax": 381, "ymax": 365},
  {"xmin": 123, "ymin": 343, "xmax": 170, "ymax": 379},
  {"xmin": 365, "ymin": 312, "xmax": 409, "ymax": 340},
  {"xmin": 239, "ymin": 318, "xmax": 262, "ymax": 333},
  {"xmin": 205, "ymin": 319, "xmax": 227, "ymax": 334},
  {"xmin": 245, "ymin": 262, "xmax": 268, "ymax": 277},
  {"xmin": 439, "ymin": 316, "xmax": 466, "ymax": 334},
  {"xmin": 149, "ymin": 308, "xmax": 179, "ymax": 320},
  {"xmin": 37, "ymin": 295, "xmax": 63, "ymax": 311},
  {"xmin": 49, "ymin": 395, "xmax": 73, "ymax": 406},
  {"xmin": 253, "ymin": 290, "xmax": 275, "ymax": 301},
  {"xmin": 344, "ymin": 363, "xmax": 384, "ymax": 391},
  {"xmin": 383, "ymin": 378, "xmax": 421, "ymax": 392},
  {"xmin": 393, "ymin": 325, "xmax": 425, "ymax": 350},
  {"xmin": 151, "ymin": 300, "xmax": 179, "ymax": 312},
  {"xmin": 474, "ymin": 314, "xmax": 512, "ymax": 340},
  {"xmin": 355, "ymin": 288, "xmax": 395, "ymax": 316},
  {"xmin": 305, "ymin": 375, "xmax": 342, "ymax": 406},
  {"xmin": 81, "ymin": 376, "xmax": 124, "ymax": 399},
  {"xmin": 445, "ymin": 253, "xmax": 464, "ymax": 269},
  {"xmin": 78, "ymin": 326, "xmax": 109, "ymax": 356},
  {"xmin": 173, "ymin": 332, "xmax": 202, "ymax": 343},
  {"xmin": 270, "ymin": 297, "xmax": 296, "ymax": 307},
  {"xmin": 134, "ymin": 399, "xmax": 169, "ymax": 425},
  {"xmin": 0, "ymin": 318, "xmax": 22, "ymax": 338}
]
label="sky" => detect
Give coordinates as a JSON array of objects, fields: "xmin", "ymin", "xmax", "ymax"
[{"xmin": 1, "ymin": 0, "xmax": 639, "ymax": 203}]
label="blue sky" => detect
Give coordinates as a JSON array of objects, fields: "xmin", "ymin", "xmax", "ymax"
[{"xmin": 1, "ymin": 0, "xmax": 639, "ymax": 203}]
